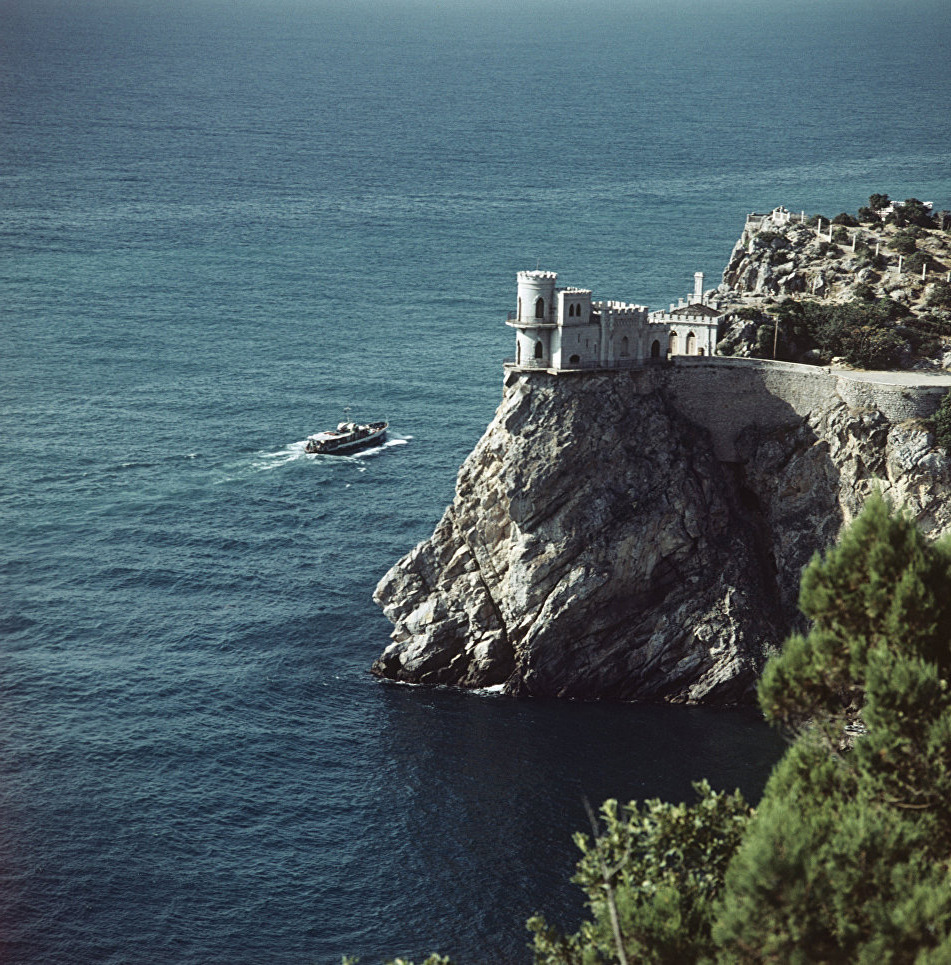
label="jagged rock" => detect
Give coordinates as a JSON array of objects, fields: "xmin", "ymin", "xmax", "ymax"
[
  {"xmin": 372, "ymin": 371, "xmax": 951, "ymax": 704},
  {"xmin": 374, "ymin": 376, "xmax": 785, "ymax": 702}
]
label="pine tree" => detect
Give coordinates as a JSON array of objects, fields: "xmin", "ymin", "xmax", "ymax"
[{"xmin": 713, "ymin": 495, "xmax": 951, "ymax": 962}]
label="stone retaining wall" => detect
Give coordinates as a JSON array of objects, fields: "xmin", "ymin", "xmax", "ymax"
[
  {"xmin": 508, "ymin": 357, "xmax": 949, "ymax": 462},
  {"xmin": 660, "ymin": 358, "xmax": 947, "ymax": 460}
]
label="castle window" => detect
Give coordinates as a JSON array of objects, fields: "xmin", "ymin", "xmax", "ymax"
[
  {"xmin": 534, "ymin": 340, "xmax": 543, "ymax": 359},
  {"xmin": 568, "ymin": 303, "xmax": 575, "ymax": 317},
  {"xmin": 569, "ymin": 354, "xmax": 580, "ymax": 365},
  {"xmin": 686, "ymin": 332, "xmax": 697, "ymax": 355},
  {"xmin": 535, "ymin": 297, "xmax": 545, "ymax": 318},
  {"xmin": 517, "ymin": 296, "xmax": 522, "ymax": 319},
  {"xmin": 620, "ymin": 336, "xmax": 629, "ymax": 357},
  {"xmin": 669, "ymin": 331, "xmax": 678, "ymax": 355},
  {"xmin": 697, "ymin": 347, "xmax": 705, "ymax": 356},
  {"xmin": 651, "ymin": 340, "xmax": 661, "ymax": 358}
]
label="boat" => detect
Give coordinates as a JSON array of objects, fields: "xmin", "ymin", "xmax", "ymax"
[{"xmin": 305, "ymin": 410, "xmax": 388, "ymax": 455}]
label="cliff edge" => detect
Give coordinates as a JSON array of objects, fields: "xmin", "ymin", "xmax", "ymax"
[{"xmin": 372, "ymin": 365, "xmax": 951, "ymax": 703}]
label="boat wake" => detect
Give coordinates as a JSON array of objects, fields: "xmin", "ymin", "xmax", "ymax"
[{"xmin": 251, "ymin": 435, "xmax": 411, "ymax": 472}]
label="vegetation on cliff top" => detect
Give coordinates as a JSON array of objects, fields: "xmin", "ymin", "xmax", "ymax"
[
  {"xmin": 364, "ymin": 496, "xmax": 951, "ymax": 963},
  {"xmin": 718, "ymin": 195, "xmax": 951, "ymax": 369}
]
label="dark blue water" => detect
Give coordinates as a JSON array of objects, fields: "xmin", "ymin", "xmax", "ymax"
[{"xmin": 2, "ymin": 0, "xmax": 949, "ymax": 961}]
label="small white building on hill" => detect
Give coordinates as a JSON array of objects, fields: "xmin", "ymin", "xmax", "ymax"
[{"xmin": 506, "ymin": 270, "xmax": 727, "ymax": 369}]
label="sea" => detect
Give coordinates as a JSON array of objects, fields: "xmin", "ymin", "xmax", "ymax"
[{"xmin": 2, "ymin": 0, "xmax": 949, "ymax": 961}]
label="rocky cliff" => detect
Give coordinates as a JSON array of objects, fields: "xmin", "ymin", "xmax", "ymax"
[{"xmin": 372, "ymin": 367, "xmax": 951, "ymax": 704}]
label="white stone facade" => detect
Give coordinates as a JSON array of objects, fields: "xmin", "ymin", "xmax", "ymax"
[{"xmin": 507, "ymin": 270, "xmax": 725, "ymax": 369}]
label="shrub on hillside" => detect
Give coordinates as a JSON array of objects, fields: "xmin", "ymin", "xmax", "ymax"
[
  {"xmin": 903, "ymin": 251, "xmax": 932, "ymax": 275},
  {"xmin": 926, "ymin": 281, "xmax": 951, "ymax": 310},
  {"xmin": 892, "ymin": 228, "xmax": 919, "ymax": 254},
  {"xmin": 933, "ymin": 393, "xmax": 951, "ymax": 449},
  {"xmin": 771, "ymin": 298, "xmax": 907, "ymax": 369},
  {"xmin": 832, "ymin": 212, "xmax": 858, "ymax": 227},
  {"xmin": 900, "ymin": 198, "xmax": 936, "ymax": 228},
  {"xmin": 888, "ymin": 198, "xmax": 935, "ymax": 229},
  {"xmin": 905, "ymin": 312, "xmax": 951, "ymax": 338}
]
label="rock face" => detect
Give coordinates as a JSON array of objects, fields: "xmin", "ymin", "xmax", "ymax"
[{"xmin": 372, "ymin": 369, "xmax": 951, "ymax": 704}]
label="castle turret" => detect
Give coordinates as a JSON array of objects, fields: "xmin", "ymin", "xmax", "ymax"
[
  {"xmin": 516, "ymin": 270, "xmax": 557, "ymax": 324},
  {"xmin": 507, "ymin": 270, "xmax": 558, "ymax": 368}
]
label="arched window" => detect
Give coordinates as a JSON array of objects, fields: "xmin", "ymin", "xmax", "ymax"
[
  {"xmin": 669, "ymin": 331, "xmax": 678, "ymax": 355},
  {"xmin": 569, "ymin": 354, "xmax": 580, "ymax": 365},
  {"xmin": 651, "ymin": 340, "xmax": 660, "ymax": 358},
  {"xmin": 567, "ymin": 304, "xmax": 574, "ymax": 317},
  {"xmin": 534, "ymin": 340, "xmax": 543, "ymax": 359},
  {"xmin": 535, "ymin": 297, "xmax": 545, "ymax": 318},
  {"xmin": 517, "ymin": 342, "xmax": 521, "ymax": 365},
  {"xmin": 620, "ymin": 336, "xmax": 629, "ymax": 357},
  {"xmin": 686, "ymin": 332, "xmax": 697, "ymax": 355}
]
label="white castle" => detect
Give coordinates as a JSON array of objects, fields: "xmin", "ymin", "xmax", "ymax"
[{"xmin": 506, "ymin": 270, "xmax": 726, "ymax": 369}]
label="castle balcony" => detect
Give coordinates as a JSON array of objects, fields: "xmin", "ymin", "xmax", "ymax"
[
  {"xmin": 505, "ymin": 312, "xmax": 557, "ymax": 329},
  {"xmin": 503, "ymin": 357, "xmax": 667, "ymax": 372}
]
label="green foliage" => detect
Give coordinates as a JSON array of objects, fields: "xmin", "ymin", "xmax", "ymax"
[
  {"xmin": 868, "ymin": 193, "xmax": 890, "ymax": 211},
  {"xmin": 926, "ymin": 281, "xmax": 951, "ymax": 309},
  {"xmin": 716, "ymin": 496, "xmax": 951, "ymax": 962},
  {"xmin": 832, "ymin": 212, "xmax": 859, "ymax": 227},
  {"xmin": 831, "ymin": 225, "xmax": 849, "ymax": 244},
  {"xmin": 733, "ymin": 307, "xmax": 764, "ymax": 321},
  {"xmin": 771, "ymin": 298, "xmax": 907, "ymax": 368},
  {"xmin": 887, "ymin": 200, "xmax": 934, "ymax": 230},
  {"xmin": 907, "ymin": 312, "xmax": 951, "ymax": 338},
  {"xmin": 900, "ymin": 198, "xmax": 936, "ymax": 228},
  {"xmin": 903, "ymin": 251, "xmax": 931, "ymax": 275},
  {"xmin": 892, "ymin": 228, "xmax": 919, "ymax": 255},
  {"xmin": 528, "ymin": 783, "xmax": 751, "ymax": 965},
  {"xmin": 933, "ymin": 392, "xmax": 951, "ymax": 449},
  {"xmin": 857, "ymin": 205, "xmax": 879, "ymax": 223},
  {"xmin": 755, "ymin": 230, "xmax": 787, "ymax": 247}
]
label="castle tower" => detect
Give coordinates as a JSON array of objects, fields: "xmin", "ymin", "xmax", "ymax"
[
  {"xmin": 516, "ymin": 270, "xmax": 557, "ymax": 324},
  {"xmin": 508, "ymin": 270, "xmax": 558, "ymax": 367}
]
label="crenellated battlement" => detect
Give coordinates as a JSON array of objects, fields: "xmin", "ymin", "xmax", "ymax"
[{"xmin": 594, "ymin": 300, "xmax": 650, "ymax": 314}]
